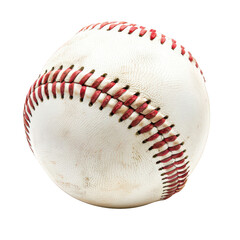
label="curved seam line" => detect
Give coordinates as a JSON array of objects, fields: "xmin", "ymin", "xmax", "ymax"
[
  {"xmin": 78, "ymin": 21, "xmax": 205, "ymax": 82},
  {"xmin": 24, "ymin": 70, "xmax": 189, "ymax": 200}
]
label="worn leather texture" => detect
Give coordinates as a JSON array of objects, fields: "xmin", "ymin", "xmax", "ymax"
[{"xmin": 26, "ymin": 22, "xmax": 210, "ymax": 208}]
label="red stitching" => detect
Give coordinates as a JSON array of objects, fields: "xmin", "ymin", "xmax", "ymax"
[
  {"xmin": 80, "ymin": 85, "xmax": 86, "ymax": 101},
  {"xmin": 37, "ymin": 75, "xmax": 44, "ymax": 87},
  {"xmin": 24, "ymin": 67, "xmax": 190, "ymax": 201},
  {"xmin": 100, "ymin": 95, "xmax": 111, "ymax": 109},
  {"xmin": 181, "ymin": 45, "xmax": 186, "ymax": 55},
  {"xmin": 145, "ymin": 109, "xmax": 159, "ymax": 119},
  {"xmin": 43, "ymin": 71, "xmax": 51, "ymax": 84},
  {"xmin": 79, "ymin": 71, "xmax": 94, "ymax": 85},
  {"xmin": 60, "ymin": 82, "xmax": 65, "ymax": 98},
  {"xmin": 129, "ymin": 115, "xmax": 144, "ymax": 128},
  {"xmin": 111, "ymin": 101, "xmax": 123, "ymax": 115},
  {"xmin": 26, "ymin": 103, "xmax": 32, "ymax": 116},
  {"xmin": 160, "ymin": 34, "xmax": 166, "ymax": 44},
  {"xmin": 154, "ymin": 117, "xmax": 166, "ymax": 127},
  {"xmin": 113, "ymin": 88, "xmax": 126, "ymax": 99},
  {"xmin": 51, "ymin": 68, "xmax": 62, "ymax": 82},
  {"xmin": 52, "ymin": 81, "xmax": 57, "ymax": 98},
  {"xmin": 124, "ymin": 94, "xmax": 138, "ymax": 106},
  {"xmin": 90, "ymin": 90, "xmax": 101, "ymax": 105},
  {"xmin": 120, "ymin": 109, "xmax": 134, "ymax": 121},
  {"xmin": 28, "ymin": 96, "xmax": 35, "ymax": 110},
  {"xmin": 188, "ymin": 51, "xmax": 194, "ymax": 62},
  {"xmin": 137, "ymin": 124, "xmax": 153, "ymax": 134},
  {"xmin": 150, "ymin": 140, "xmax": 166, "ymax": 150},
  {"xmin": 90, "ymin": 23, "xmax": 100, "ymax": 30},
  {"xmin": 139, "ymin": 29, "xmax": 147, "ymax": 37},
  {"xmin": 172, "ymin": 39, "xmax": 177, "ymax": 50},
  {"xmin": 119, "ymin": 25, "xmax": 128, "ymax": 32},
  {"xmin": 128, "ymin": 26, "xmax": 138, "ymax": 34},
  {"xmin": 158, "ymin": 126, "xmax": 173, "ymax": 134},
  {"xmin": 44, "ymin": 83, "xmax": 49, "ymax": 99},
  {"xmin": 135, "ymin": 102, "xmax": 149, "ymax": 113},
  {"xmin": 69, "ymin": 69, "xmax": 82, "ymax": 83},
  {"xmin": 108, "ymin": 23, "xmax": 119, "ymax": 30},
  {"xmin": 78, "ymin": 21, "xmax": 205, "ymax": 80},
  {"xmin": 69, "ymin": 83, "xmax": 74, "ymax": 99},
  {"xmin": 143, "ymin": 133, "xmax": 160, "ymax": 143},
  {"xmin": 91, "ymin": 75, "xmax": 106, "ymax": 88},
  {"xmin": 60, "ymin": 67, "xmax": 72, "ymax": 82},
  {"xmin": 150, "ymin": 31, "xmax": 157, "ymax": 40},
  {"xmin": 38, "ymin": 85, "xmax": 43, "ymax": 102}
]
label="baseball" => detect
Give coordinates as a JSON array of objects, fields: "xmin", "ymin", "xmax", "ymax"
[{"xmin": 23, "ymin": 21, "xmax": 210, "ymax": 208}]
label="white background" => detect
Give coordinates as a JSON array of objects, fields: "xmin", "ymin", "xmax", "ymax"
[{"xmin": 0, "ymin": 0, "xmax": 239, "ymax": 239}]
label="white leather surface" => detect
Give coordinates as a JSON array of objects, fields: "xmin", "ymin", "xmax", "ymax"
[
  {"xmin": 30, "ymin": 92, "xmax": 164, "ymax": 208},
  {"xmin": 27, "ymin": 22, "xmax": 210, "ymax": 207}
]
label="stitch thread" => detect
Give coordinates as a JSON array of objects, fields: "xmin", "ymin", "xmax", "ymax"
[
  {"xmin": 24, "ymin": 67, "xmax": 190, "ymax": 200},
  {"xmin": 78, "ymin": 21, "xmax": 205, "ymax": 81}
]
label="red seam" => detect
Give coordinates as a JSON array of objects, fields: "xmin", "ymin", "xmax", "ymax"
[
  {"xmin": 145, "ymin": 109, "xmax": 159, "ymax": 119},
  {"xmin": 129, "ymin": 115, "xmax": 144, "ymax": 127},
  {"xmin": 51, "ymin": 69, "xmax": 62, "ymax": 82},
  {"xmin": 68, "ymin": 83, "xmax": 74, "ymax": 98},
  {"xmin": 69, "ymin": 69, "xmax": 82, "ymax": 83},
  {"xmin": 60, "ymin": 68, "xmax": 72, "ymax": 82},
  {"xmin": 60, "ymin": 82, "xmax": 65, "ymax": 98},
  {"xmin": 44, "ymin": 83, "xmax": 49, "ymax": 99},
  {"xmin": 90, "ymin": 90, "xmax": 101, "ymax": 105},
  {"xmin": 101, "ymin": 95, "xmax": 111, "ymax": 109},
  {"xmin": 124, "ymin": 94, "xmax": 138, "ymax": 106},
  {"xmin": 80, "ymin": 86, "xmax": 86, "ymax": 101},
  {"xmin": 150, "ymin": 32, "xmax": 157, "ymax": 40},
  {"xmin": 119, "ymin": 25, "xmax": 128, "ymax": 32},
  {"xmin": 91, "ymin": 75, "xmax": 106, "ymax": 88},
  {"xmin": 43, "ymin": 71, "xmax": 51, "ymax": 84},
  {"xmin": 135, "ymin": 102, "xmax": 148, "ymax": 113},
  {"xmin": 90, "ymin": 23, "xmax": 100, "ymax": 30},
  {"xmin": 79, "ymin": 22, "xmax": 204, "ymax": 80},
  {"xmin": 113, "ymin": 88, "xmax": 126, "ymax": 99},
  {"xmin": 24, "ymin": 68, "xmax": 189, "ymax": 201},
  {"xmin": 79, "ymin": 72, "xmax": 93, "ymax": 85},
  {"xmin": 154, "ymin": 117, "xmax": 166, "ymax": 127},
  {"xmin": 139, "ymin": 29, "xmax": 147, "ymax": 36},
  {"xmin": 161, "ymin": 34, "xmax": 166, "ymax": 44},
  {"xmin": 172, "ymin": 39, "xmax": 177, "ymax": 50},
  {"xmin": 111, "ymin": 101, "xmax": 123, "ymax": 115},
  {"xmin": 128, "ymin": 26, "xmax": 138, "ymax": 34},
  {"xmin": 52, "ymin": 81, "xmax": 57, "ymax": 98},
  {"xmin": 102, "ymin": 81, "xmax": 116, "ymax": 93},
  {"xmin": 28, "ymin": 96, "xmax": 35, "ymax": 110},
  {"xmin": 38, "ymin": 85, "xmax": 43, "ymax": 101},
  {"xmin": 120, "ymin": 109, "xmax": 134, "ymax": 121}
]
